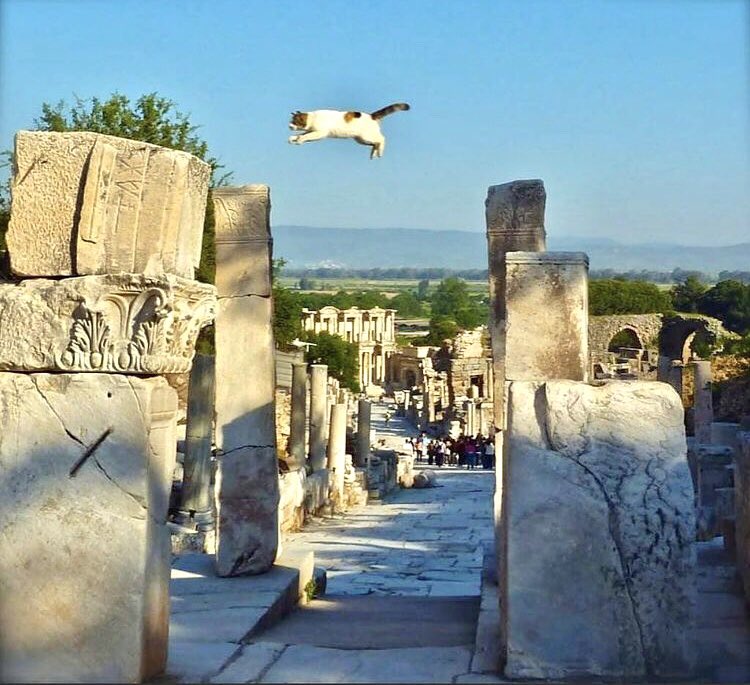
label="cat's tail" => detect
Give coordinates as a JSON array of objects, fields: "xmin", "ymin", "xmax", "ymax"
[{"xmin": 370, "ymin": 103, "xmax": 410, "ymax": 120}]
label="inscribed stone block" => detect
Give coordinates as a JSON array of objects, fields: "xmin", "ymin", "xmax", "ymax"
[
  {"xmin": 6, "ymin": 131, "xmax": 209, "ymax": 278},
  {"xmin": 213, "ymin": 185, "xmax": 272, "ymax": 298}
]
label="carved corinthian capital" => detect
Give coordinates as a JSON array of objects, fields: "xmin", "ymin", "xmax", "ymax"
[{"xmin": 0, "ymin": 274, "xmax": 216, "ymax": 374}]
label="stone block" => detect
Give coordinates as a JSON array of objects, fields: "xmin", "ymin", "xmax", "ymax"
[
  {"xmin": 6, "ymin": 131, "xmax": 210, "ymax": 278},
  {"xmin": 213, "ymin": 185, "xmax": 272, "ymax": 298},
  {"xmin": 0, "ymin": 273, "xmax": 215, "ymax": 374},
  {"xmin": 215, "ymin": 295, "xmax": 276, "ymax": 452},
  {"xmin": 215, "ymin": 446, "xmax": 280, "ymax": 577},
  {"xmin": 504, "ymin": 252, "xmax": 589, "ymax": 381},
  {"xmin": 0, "ymin": 373, "xmax": 177, "ymax": 683},
  {"xmin": 485, "ymin": 180, "xmax": 547, "ymax": 250},
  {"xmin": 503, "ymin": 380, "xmax": 695, "ymax": 680}
]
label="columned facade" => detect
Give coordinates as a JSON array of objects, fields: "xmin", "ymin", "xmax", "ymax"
[{"xmin": 301, "ymin": 306, "xmax": 397, "ymax": 393}]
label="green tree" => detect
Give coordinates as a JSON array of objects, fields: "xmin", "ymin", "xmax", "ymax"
[
  {"xmin": 416, "ymin": 279, "xmax": 430, "ymax": 301},
  {"xmin": 272, "ymin": 258, "xmax": 304, "ymax": 348},
  {"xmin": 423, "ymin": 315, "xmax": 459, "ymax": 346},
  {"xmin": 697, "ymin": 280, "xmax": 750, "ymax": 334},
  {"xmin": 389, "ymin": 291, "xmax": 425, "ymax": 318},
  {"xmin": 588, "ymin": 279, "xmax": 672, "ymax": 316},
  {"xmin": 1, "ymin": 92, "xmax": 229, "ymax": 285},
  {"xmin": 302, "ymin": 331, "xmax": 360, "ymax": 392},
  {"xmin": 430, "ymin": 277, "xmax": 486, "ymax": 328},
  {"xmin": 672, "ymin": 276, "xmax": 708, "ymax": 313}
]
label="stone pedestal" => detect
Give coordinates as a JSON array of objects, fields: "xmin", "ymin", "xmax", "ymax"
[
  {"xmin": 289, "ymin": 361, "xmax": 308, "ymax": 469},
  {"xmin": 691, "ymin": 360, "xmax": 713, "ymax": 445},
  {"xmin": 213, "ymin": 185, "xmax": 279, "ymax": 576},
  {"xmin": 504, "ymin": 252, "xmax": 589, "ymax": 382},
  {"xmin": 0, "ymin": 373, "xmax": 178, "ymax": 683},
  {"xmin": 355, "ymin": 399, "xmax": 372, "ymax": 467},
  {"xmin": 309, "ymin": 364, "xmax": 329, "ymax": 471},
  {"xmin": 503, "ymin": 380, "xmax": 695, "ymax": 680},
  {"xmin": 327, "ymin": 404, "xmax": 347, "ymax": 505},
  {"xmin": 176, "ymin": 354, "xmax": 215, "ymax": 529}
]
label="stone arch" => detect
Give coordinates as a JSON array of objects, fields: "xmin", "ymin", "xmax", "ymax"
[{"xmin": 607, "ymin": 326, "xmax": 644, "ymax": 353}]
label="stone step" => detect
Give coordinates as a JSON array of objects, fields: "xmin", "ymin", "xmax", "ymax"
[{"xmin": 166, "ymin": 544, "xmax": 324, "ymax": 683}]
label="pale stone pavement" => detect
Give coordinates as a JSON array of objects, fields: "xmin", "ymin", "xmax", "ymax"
[{"xmin": 203, "ymin": 400, "xmax": 499, "ymax": 683}]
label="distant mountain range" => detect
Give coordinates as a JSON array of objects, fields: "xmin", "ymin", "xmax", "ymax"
[{"xmin": 273, "ymin": 225, "xmax": 750, "ymax": 275}]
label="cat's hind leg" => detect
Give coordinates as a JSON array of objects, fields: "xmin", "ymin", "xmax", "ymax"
[
  {"xmin": 370, "ymin": 140, "xmax": 385, "ymax": 159},
  {"xmin": 289, "ymin": 131, "xmax": 327, "ymax": 145}
]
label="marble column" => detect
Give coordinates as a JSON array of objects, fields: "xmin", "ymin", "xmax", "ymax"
[
  {"xmin": 668, "ymin": 360, "xmax": 684, "ymax": 404},
  {"xmin": 289, "ymin": 361, "xmax": 308, "ymax": 469},
  {"xmin": 486, "ymin": 179, "xmax": 547, "ymax": 429},
  {"xmin": 355, "ymin": 398, "xmax": 372, "ymax": 467},
  {"xmin": 309, "ymin": 364, "xmax": 329, "ymax": 471},
  {"xmin": 465, "ymin": 400, "xmax": 476, "ymax": 437},
  {"xmin": 176, "ymin": 353, "xmax": 215, "ymax": 530},
  {"xmin": 327, "ymin": 403, "xmax": 347, "ymax": 505},
  {"xmin": 213, "ymin": 185, "xmax": 279, "ymax": 576},
  {"xmin": 692, "ymin": 360, "xmax": 713, "ymax": 445}
]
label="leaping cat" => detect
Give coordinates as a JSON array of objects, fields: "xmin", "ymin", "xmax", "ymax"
[{"xmin": 288, "ymin": 103, "xmax": 410, "ymax": 159}]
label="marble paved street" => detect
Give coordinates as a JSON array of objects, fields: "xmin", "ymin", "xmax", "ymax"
[
  {"xmin": 283, "ymin": 465, "xmax": 494, "ymax": 597},
  {"xmin": 202, "ymin": 400, "xmax": 499, "ymax": 683}
]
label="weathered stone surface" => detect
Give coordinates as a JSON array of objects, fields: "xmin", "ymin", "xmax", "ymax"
[
  {"xmin": 413, "ymin": 470, "xmax": 438, "ymax": 488},
  {"xmin": 355, "ymin": 398, "xmax": 371, "ymax": 467},
  {"xmin": 485, "ymin": 179, "xmax": 547, "ymax": 430},
  {"xmin": 504, "ymin": 252, "xmax": 589, "ymax": 382},
  {"xmin": 215, "ymin": 447, "xmax": 280, "ymax": 577},
  {"xmin": 327, "ymin": 404, "xmax": 347, "ymax": 505},
  {"xmin": 213, "ymin": 186, "xmax": 279, "ymax": 577},
  {"xmin": 0, "ymin": 273, "xmax": 215, "ymax": 374},
  {"xmin": 0, "ymin": 373, "xmax": 177, "ymax": 683},
  {"xmin": 213, "ymin": 185, "xmax": 272, "ymax": 298},
  {"xmin": 485, "ymin": 180, "xmax": 546, "ymax": 249},
  {"xmin": 735, "ymin": 432, "xmax": 750, "ymax": 603},
  {"xmin": 692, "ymin": 360, "xmax": 713, "ymax": 445},
  {"xmin": 503, "ymin": 380, "xmax": 695, "ymax": 679},
  {"xmin": 309, "ymin": 364, "xmax": 328, "ymax": 471},
  {"xmin": 215, "ymin": 296, "xmax": 276, "ymax": 452},
  {"xmin": 289, "ymin": 362, "xmax": 308, "ymax": 469},
  {"xmin": 7, "ymin": 131, "xmax": 210, "ymax": 278}
]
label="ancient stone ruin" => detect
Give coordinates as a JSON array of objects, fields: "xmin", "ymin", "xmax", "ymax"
[
  {"xmin": 486, "ymin": 179, "xmax": 696, "ymax": 679},
  {"xmin": 0, "ymin": 131, "xmax": 216, "ymax": 682}
]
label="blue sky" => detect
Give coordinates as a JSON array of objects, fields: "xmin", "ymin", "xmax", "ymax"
[{"xmin": 1, "ymin": 0, "xmax": 748, "ymax": 245}]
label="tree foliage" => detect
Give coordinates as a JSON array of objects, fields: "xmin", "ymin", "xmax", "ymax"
[
  {"xmin": 302, "ymin": 331, "xmax": 360, "ymax": 392},
  {"xmin": 671, "ymin": 276, "xmax": 708, "ymax": 313},
  {"xmin": 588, "ymin": 279, "xmax": 673, "ymax": 316},
  {"xmin": 0, "ymin": 92, "xmax": 229, "ymax": 286},
  {"xmin": 388, "ymin": 291, "xmax": 425, "ymax": 318},
  {"xmin": 697, "ymin": 280, "xmax": 750, "ymax": 334},
  {"xmin": 35, "ymin": 93, "xmax": 228, "ymax": 183},
  {"xmin": 430, "ymin": 276, "xmax": 487, "ymax": 329}
]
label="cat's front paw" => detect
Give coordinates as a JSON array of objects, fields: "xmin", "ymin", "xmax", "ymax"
[{"xmin": 288, "ymin": 135, "xmax": 301, "ymax": 144}]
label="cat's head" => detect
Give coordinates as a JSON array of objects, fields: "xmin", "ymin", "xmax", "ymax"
[{"xmin": 289, "ymin": 111, "xmax": 308, "ymax": 130}]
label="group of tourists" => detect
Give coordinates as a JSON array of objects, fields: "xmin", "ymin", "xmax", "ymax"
[{"xmin": 406, "ymin": 432, "xmax": 495, "ymax": 469}]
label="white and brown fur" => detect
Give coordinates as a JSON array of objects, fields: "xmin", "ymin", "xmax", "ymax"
[{"xmin": 288, "ymin": 103, "xmax": 410, "ymax": 158}]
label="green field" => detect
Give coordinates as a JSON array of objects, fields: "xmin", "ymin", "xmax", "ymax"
[{"xmin": 278, "ymin": 276, "xmax": 489, "ymax": 298}]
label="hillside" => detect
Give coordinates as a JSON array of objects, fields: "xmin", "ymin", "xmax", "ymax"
[{"xmin": 273, "ymin": 225, "xmax": 750, "ymax": 275}]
